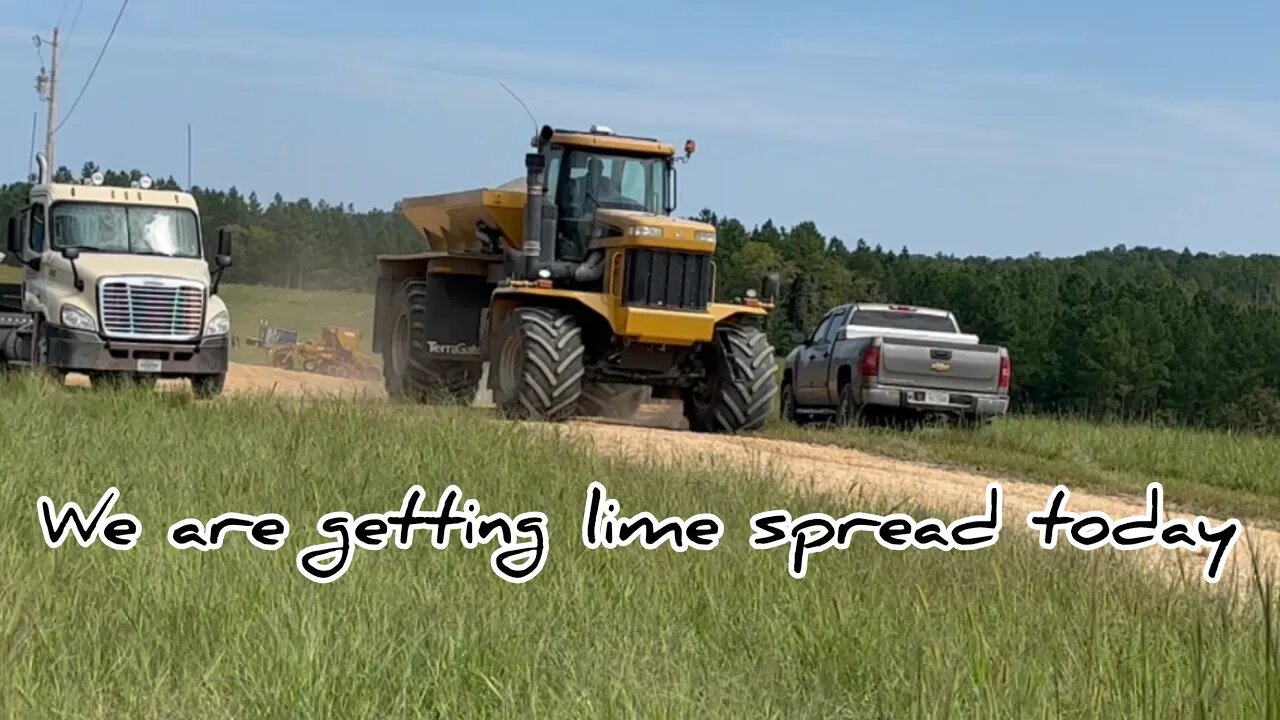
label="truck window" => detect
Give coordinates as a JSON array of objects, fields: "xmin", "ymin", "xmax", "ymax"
[
  {"xmin": 849, "ymin": 309, "xmax": 957, "ymax": 333},
  {"xmin": 29, "ymin": 203, "xmax": 45, "ymax": 253},
  {"xmin": 52, "ymin": 203, "xmax": 202, "ymax": 258},
  {"xmin": 810, "ymin": 313, "xmax": 835, "ymax": 343},
  {"xmin": 823, "ymin": 307, "xmax": 848, "ymax": 342}
]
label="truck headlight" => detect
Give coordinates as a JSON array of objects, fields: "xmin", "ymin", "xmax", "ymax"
[
  {"xmin": 695, "ymin": 231, "xmax": 717, "ymax": 244},
  {"xmin": 627, "ymin": 225, "xmax": 663, "ymax": 237},
  {"xmin": 205, "ymin": 310, "xmax": 230, "ymax": 336},
  {"xmin": 60, "ymin": 305, "xmax": 96, "ymax": 331}
]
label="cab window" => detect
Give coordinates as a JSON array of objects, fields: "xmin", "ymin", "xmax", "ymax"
[
  {"xmin": 29, "ymin": 203, "xmax": 45, "ymax": 253},
  {"xmin": 823, "ymin": 306, "xmax": 848, "ymax": 342},
  {"xmin": 810, "ymin": 313, "xmax": 835, "ymax": 343}
]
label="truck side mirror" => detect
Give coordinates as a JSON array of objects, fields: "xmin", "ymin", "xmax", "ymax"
[
  {"xmin": 790, "ymin": 330, "xmax": 808, "ymax": 345},
  {"xmin": 212, "ymin": 228, "xmax": 234, "ymax": 295},
  {"xmin": 5, "ymin": 217, "xmax": 16, "ymax": 255},
  {"xmin": 761, "ymin": 272, "xmax": 781, "ymax": 302},
  {"xmin": 61, "ymin": 247, "xmax": 80, "ymax": 261},
  {"xmin": 217, "ymin": 228, "xmax": 234, "ymax": 257}
]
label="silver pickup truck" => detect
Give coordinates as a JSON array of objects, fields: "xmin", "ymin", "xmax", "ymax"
[{"xmin": 780, "ymin": 303, "xmax": 1011, "ymax": 427}]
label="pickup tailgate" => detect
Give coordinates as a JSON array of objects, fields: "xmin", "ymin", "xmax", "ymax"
[{"xmin": 877, "ymin": 336, "xmax": 1003, "ymax": 393}]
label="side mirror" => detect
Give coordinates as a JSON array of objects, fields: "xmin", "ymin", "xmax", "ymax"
[
  {"xmin": 761, "ymin": 272, "xmax": 781, "ymax": 302},
  {"xmin": 790, "ymin": 330, "xmax": 808, "ymax": 345},
  {"xmin": 61, "ymin": 247, "xmax": 80, "ymax": 261},
  {"xmin": 215, "ymin": 254, "xmax": 232, "ymax": 268},
  {"xmin": 5, "ymin": 217, "xmax": 16, "ymax": 255},
  {"xmin": 217, "ymin": 228, "xmax": 234, "ymax": 257}
]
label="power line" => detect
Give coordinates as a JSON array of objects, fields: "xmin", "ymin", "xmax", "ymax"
[
  {"xmin": 55, "ymin": 0, "xmax": 130, "ymax": 134},
  {"xmin": 65, "ymin": 0, "xmax": 86, "ymax": 48}
]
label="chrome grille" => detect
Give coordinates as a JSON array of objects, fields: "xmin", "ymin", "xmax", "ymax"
[{"xmin": 97, "ymin": 277, "xmax": 206, "ymax": 341}]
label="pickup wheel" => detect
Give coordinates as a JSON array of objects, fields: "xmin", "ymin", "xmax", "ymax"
[
  {"xmin": 780, "ymin": 380, "xmax": 806, "ymax": 425},
  {"xmin": 835, "ymin": 383, "xmax": 863, "ymax": 427}
]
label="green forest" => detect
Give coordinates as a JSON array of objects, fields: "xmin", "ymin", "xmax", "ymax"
[{"xmin": 6, "ymin": 164, "xmax": 1280, "ymax": 432}]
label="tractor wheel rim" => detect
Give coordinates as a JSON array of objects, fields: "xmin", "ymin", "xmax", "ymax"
[
  {"xmin": 498, "ymin": 333, "xmax": 522, "ymax": 394},
  {"xmin": 391, "ymin": 313, "xmax": 409, "ymax": 377}
]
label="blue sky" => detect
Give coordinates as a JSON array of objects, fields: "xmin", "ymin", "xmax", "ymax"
[{"xmin": 2, "ymin": 0, "xmax": 1279, "ymax": 258}]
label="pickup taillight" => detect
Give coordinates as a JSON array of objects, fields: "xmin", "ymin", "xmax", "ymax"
[
  {"xmin": 998, "ymin": 355, "xmax": 1011, "ymax": 391},
  {"xmin": 860, "ymin": 345, "xmax": 881, "ymax": 378}
]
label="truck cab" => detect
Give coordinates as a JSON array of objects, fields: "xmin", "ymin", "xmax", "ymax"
[{"xmin": 1, "ymin": 169, "xmax": 233, "ymax": 396}]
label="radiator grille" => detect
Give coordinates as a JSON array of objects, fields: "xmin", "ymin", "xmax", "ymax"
[
  {"xmin": 621, "ymin": 249, "xmax": 712, "ymax": 311},
  {"xmin": 98, "ymin": 278, "xmax": 206, "ymax": 341}
]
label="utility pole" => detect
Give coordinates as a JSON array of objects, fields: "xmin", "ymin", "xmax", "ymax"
[{"xmin": 33, "ymin": 27, "xmax": 60, "ymax": 183}]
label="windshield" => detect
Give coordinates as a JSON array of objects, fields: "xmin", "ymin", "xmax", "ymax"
[
  {"xmin": 850, "ymin": 310, "xmax": 958, "ymax": 333},
  {"xmin": 553, "ymin": 149, "xmax": 669, "ymax": 215},
  {"xmin": 51, "ymin": 203, "xmax": 202, "ymax": 259}
]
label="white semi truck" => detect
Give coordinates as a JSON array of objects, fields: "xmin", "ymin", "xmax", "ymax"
[{"xmin": 0, "ymin": 157, "xmax": 233, "ymax": 396}]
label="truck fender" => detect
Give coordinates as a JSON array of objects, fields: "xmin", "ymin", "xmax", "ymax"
[{"xmin": 486, "ymin": 289, "xmax": 614, "ymax": 345}]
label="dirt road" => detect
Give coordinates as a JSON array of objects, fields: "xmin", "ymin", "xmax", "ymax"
[{"xmin": 196, "ymin": 363, "xmax": 1280, "ymax": 594}]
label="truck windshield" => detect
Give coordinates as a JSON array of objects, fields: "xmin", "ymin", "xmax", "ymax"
[
  {"xmin": 554, "ymin": 150, "xmax": 668, "ymax": 214},
  {"xmin": 51, "ymin": 203, "xmax": 202, "ymax": 259},
  {"xmin": 850, "ymin": 310, "xmax": 957, "ymax": 333}
]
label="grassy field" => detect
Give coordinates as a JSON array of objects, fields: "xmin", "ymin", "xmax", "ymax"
[
  {"xmin": 2, "ymin": 373, "xmax": 1280, "ymax": 717},
  {"xmin": 218, "ymin": 283, "xmax": 375, "ymax": 366}
]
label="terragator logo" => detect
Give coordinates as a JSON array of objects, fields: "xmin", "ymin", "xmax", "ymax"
[{"xmin": 427, "ymin": 341, "xmax": 481, "ymax": 356}]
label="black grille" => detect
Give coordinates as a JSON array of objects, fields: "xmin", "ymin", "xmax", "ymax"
[{"xmin": 621, "ymin": 249, "xmax": 712, "ymax": 311}]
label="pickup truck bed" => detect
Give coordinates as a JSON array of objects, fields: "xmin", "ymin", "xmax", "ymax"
[{"xmin": 782, "ymin": 304, "xmax": 1011, "ymax": 427}]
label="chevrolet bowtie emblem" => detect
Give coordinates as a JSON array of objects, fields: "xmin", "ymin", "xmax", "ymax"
[{"xmin": 931, "ymin": 362, "xmax": 951, "ymax": 372}]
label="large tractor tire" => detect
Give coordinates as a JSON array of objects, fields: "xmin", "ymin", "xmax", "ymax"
[
  {"xmin": 683, "ymin": 321, "xmax": 777, "ymax": 433},
  {"xmin": 491, "ymin": 307, "xmax": 584, "ymax": 421},
  {"xmin": 384, "ymin": 280, "xmax": 482, "ymax": 404},
  {"xmin": 578, "ymin": 381, "xmax": 647, "ymax": 420}
]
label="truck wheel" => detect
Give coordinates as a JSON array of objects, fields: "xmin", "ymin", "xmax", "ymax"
[
  {"xmin": 779, "ymin": 380, "xmax": 806, "ymax": 425},
  {"xmin": 578, "ymin": 382, "xmax": 646, "ymax": 420},
  {"xmin": 192, "ymin": 373, "xmax": 225, "ymax": 399},
  {"xmin": 384, "ymin": 280, "xmax": 481, "ymax": 403},
  {"xmin": 32, "ymin": 328, "xmax": 65, "ymax": 386},
  {"xmin": 835, "ymin": 383, "xmax": 862, "ymax": 427},
  {"xmin": 491, "ymin": 307, "xmax": 584, "ymax": 421},
  {"xmin": 683, "ymin": 322, "xmax": 777, "ymax": 433}
]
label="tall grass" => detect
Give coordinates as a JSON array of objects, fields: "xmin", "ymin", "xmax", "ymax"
[{"xmin": 1, "ymin": 374, "xmax": 1280, "ymax": 717}]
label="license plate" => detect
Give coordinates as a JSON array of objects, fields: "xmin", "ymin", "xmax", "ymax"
[
  {"xmin": 136, "ymin": 359, "xmax": 162, "ymax": 373},
  {"xmin": 921, "ymin": 390, "xmax": 949, "ymax": 405}
]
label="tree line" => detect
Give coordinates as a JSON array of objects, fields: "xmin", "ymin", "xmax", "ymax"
[{"xmin": 5, "ymin": 164, "xmax": 1280, "ymax": 432}]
